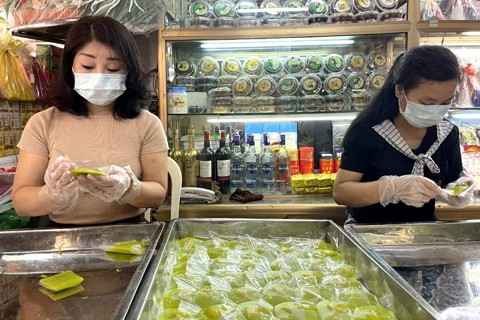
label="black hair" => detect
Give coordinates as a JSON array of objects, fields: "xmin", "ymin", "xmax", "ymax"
[
  {"xmin": 343, "ymin": 45, "xmax": 461, "ymax": 142},
  {"xmin": 51, "ymin": 16, "xmax": 147, "ymax": 119}
]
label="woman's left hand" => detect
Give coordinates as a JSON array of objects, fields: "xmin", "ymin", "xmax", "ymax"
[{"xmin": 77, "ymin": 165, "xmax": 141, "ymax": 204}]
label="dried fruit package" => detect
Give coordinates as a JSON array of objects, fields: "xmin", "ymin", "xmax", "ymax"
[
  {"xmin": 422, "ymin": 0, "xmax": 445, "ymax": 20},
  {"xmin": 0, "ymin": 35, "xmax": 35, "ymax": 101}
]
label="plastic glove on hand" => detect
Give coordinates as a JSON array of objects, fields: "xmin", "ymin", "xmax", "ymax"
[
  {"xmin": 39, "ymin": 155, "xmax": 79, "ymax": 215},
  {"xmin": 436, "ymin": 176, "xmax": 477, "ymax": 208},
  {"xmin": 77, "ymin": 165, "xmax": 140, "ymax": 204},
  {"xmin": 378, "ymin": 175, "xmax": 440, "ymax": 208}
]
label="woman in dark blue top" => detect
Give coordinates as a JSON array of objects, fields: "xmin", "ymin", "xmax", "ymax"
[{"xmin": 333, "ymin": 45, "xmax": 473, "ymax": 224}]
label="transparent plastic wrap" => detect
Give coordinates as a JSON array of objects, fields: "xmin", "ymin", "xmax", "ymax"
[
  {"xmin": 436, "ymin": 175, "xmax": 477, "ymax": 208},
  {"xmin": 3, "ymin": 0, "xmax": 168, "ymax": 35},
  {"xmin": 421, "ymin": 0, "xmax": 445, "ymax": 20},
  {"xmin": 0, "ymin": 35, "xmax": 35, "ymax": 101},
  {"xmin": 456, "ymin": 63, "xmax": 480, "ymax": 108},
  {"xmin": 447, "ymin": 0, "xmax": 478, "ymax": 20}
]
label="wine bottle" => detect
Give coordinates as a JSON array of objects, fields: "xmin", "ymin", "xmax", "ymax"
[
  {"xmin": 259, "ymin": 133, "xmax": 275, "ymax": 194},
  {"xmin": 183, "ymin": 125, "xmax": 198, "ymax": 187},
  {"xmin": 197, "ymin": 130, "xmax": 214, "ymax": 190},
  {"xmin": 214, "ymin": 130, "xmax": 231, "ymax": 195},
  {"xmin": 230, "ymin": 133, "xmax": 245, "ymax": 190},
  {"xmin": 275, "ymin": 134, "xmax": 291, "ymax": 194}
]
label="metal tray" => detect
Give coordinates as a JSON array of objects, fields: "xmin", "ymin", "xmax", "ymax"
[
  {"xmin": 127, "ymin": 218, "xmax": 439, "ymax": 320},
  {"xmin": 0, "ymin": 222, "xmax": 164, "ymax": 320},
  {"xmin": 344, "ymin": 221, "xmax": 480, "ymax": 318}
]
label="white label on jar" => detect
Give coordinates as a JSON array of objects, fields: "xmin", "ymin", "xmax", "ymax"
[{"xmin": 199, "ymin": 161, "xmax": 212, "ymax": 178}]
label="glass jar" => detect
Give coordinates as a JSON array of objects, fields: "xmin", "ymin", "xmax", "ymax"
[{"xmin": 167, "ymin": 87, "xmax": 188, "ymax": 114}]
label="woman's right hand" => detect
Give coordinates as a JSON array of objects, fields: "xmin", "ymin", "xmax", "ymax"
[
  {"xmin": 38, "ymin": 155, "xmax": 79, "ymax": 215},
  {"xmin": 378, "ymin": 175, "xmax": 440, "ymax": 208}
]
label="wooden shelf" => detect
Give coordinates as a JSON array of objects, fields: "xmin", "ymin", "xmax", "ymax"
[
  {"xmin": 417, "ymin": 20, "xmax": 480, "ymax": 34},
  {"xmin": 162, "ymin": 21, "xmax": 412, "ymax": 41}
]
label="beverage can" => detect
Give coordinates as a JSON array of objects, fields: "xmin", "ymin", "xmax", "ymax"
[{"xmin": 319, "ymin": 152, "xmax": 334, "ymax": 174}]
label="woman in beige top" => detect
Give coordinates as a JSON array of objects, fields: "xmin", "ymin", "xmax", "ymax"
[{"xmin": 12, "ymin": 16, "xmax": 169, "ymax": 226}]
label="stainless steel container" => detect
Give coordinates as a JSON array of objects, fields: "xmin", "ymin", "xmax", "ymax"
[
  {"xmin": 345, "ymin": 221, "xmax": 480, "ymax": 319},
  {"xmin": 0, "ymin": 222, "xmax": 164, "ymax": 320},
  {"xmin": 127, "ymin": 218, "xmax": 439, "ymax": 320}
]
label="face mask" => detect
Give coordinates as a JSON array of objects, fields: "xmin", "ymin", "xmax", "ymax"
[
  {"xmin": 399, "ymin": 92, "xmax": 451, "ymax": 128},
  {"xmin": 73, "ymin": 70, "xmax": 127, "ymax": 106}
]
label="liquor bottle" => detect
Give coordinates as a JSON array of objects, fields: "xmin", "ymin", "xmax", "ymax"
[
  {"xmin": 275, "ymin": 134, "xmax": 291, "ymax": 194},
  {"xmin": 183, "ymin": 125, "xmax": 198, "ymax": 187},
  {"xmin": 226, "ymin": 126, "xmax": 232, "ymax": 154},
  {"xmin": 168, "ymin": 129, "xmax": 183, "ymax": 173},
  {"xmin": 230, "ymin": 133, "xmax": 245, "ymax": 191},
  {"xmin": 211, "ymin": 126, "xmax": 220, "ymax": 151},
  {"xmin": 238, "ymin": 130, "xmax": 245, "ymax": 154},
  {"xmin": 214, "ymin": 130, "xmax": 231, "ymax": 195},
  {"xmin": 244, "ymin": 134, "xmax": 259, "ymax": 193},
  {"xmin": 197, "ymin": 130, "xmax": 214, "ymax": 190},
  {"xmin": 259, "ymin": 133, "xmax": 275, "ymax": 194}
]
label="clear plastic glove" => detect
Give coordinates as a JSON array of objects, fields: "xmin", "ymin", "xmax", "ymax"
[
  {"xmin": 436, "ymin": 176, "xmax": 477, "ymax": 208},
  {"xmin": 77, "ymin": 165, "xmax": 141, "ymax": 204},
  {"xmin": 378, "ymin": 175, "xmax": 440, "ymax": 208},
  {"xmin": 38, "ymin": 155, "xmax": 79, "ymax": 215}
]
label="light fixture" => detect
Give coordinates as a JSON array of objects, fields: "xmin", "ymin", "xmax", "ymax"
[
  {"xmin": 200, "ymin": 39, "xmax": 355, "ymax": 49},
  {"xmin": 237, "ymin": 8, "xmax": 308, "ymax": 14},
  {"xmin": 450, "ymin": 113, "xmax": 480, "ymax": 119},
  {"xmin": 462, "ymin": 32, "xmax": 480, "ymax": 36},
  {"xmin": 207, "ymin": 113, "xmax": 358, "ymax": 123}
]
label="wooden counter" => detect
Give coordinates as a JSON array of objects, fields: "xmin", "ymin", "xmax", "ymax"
[{"xmin": 153, "ymin": 194, "xmax": 480, "ymax": 225}]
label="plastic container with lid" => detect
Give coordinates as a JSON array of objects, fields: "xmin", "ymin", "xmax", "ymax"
[
  {"xmin": 325, "ymin": 94, "xmax": 345, "ymax": 111},
  {"xmin": 254, "ymin": 96, "xmax": 275, "ymax": 105},
  {"xmin": 260, "ymin": 0, "xmax": 282, "ymax": 16},
  {"xmin": 284, "ymin": 55, "xmax": 305, "ymax": 74},
  {"xmin": 377, "ymin": 9, "xmax": 403, "ymax": 22},
  {"xmin": 167, "ymin": 87, "xmax": 188, "ymax": 114},
  {"xmin": 175, "ymin": 59, "xmax": 196, "ymax": 76},
  {"xmin": 276, "ymin": 96, "xmax": 298, "ymax": 113},
  {"xmin": 307, "ymin": 0, "xmax": 329, "ymax": 14},
  {"xmin": 188, "ymin": 17, "xmax": 211, "ymax": 28},
  {"xmin": 263, "ymin": 56, "xmax": 283, "ymax": 74},
  {"xmin": 237, "ymin": 17, "xmax": 262, "ymax": 27},
  {"xmin": 254, "ymin": 76, "xmax": 277, "ymax": 96},
  {"xmin": 212, "ymin": 0, "xmax": 236, "ymax": 17},
  {"xmin": 330, "ymin": 0, "xmax": 353, "ymax": 13},
  {"xmin": 197, "ymin": 56, "xmax": 220, "ymax": 76},
  {"xmin": 305, "ymin": 54, "xmax": 324, "ymax": 73},
  {"xmin": 369, "ymin": 70, "xmax": 388, "ymax": 91},
  {"xmin": 331, "ymin": 12, "xmax": 354, "ymax": 23},
  {"xmin": 376, "ymin": 0, "xmax": 398, "ymax": 12},
  {"xmin": 282, "ymin": 1, "xmax": 306, "ymax": 15},
  {"xmin": 324, "ymin": 54, "xmax": 345, "ymax": 73},
  {"xmin": 368, "ymin": 51, "xmax": 389, "ymax": 69},
  {"xmin": 299, "ymin": 74, "xmax": 322, "ymax": 95},
  {"xmin": 300, "ymin": 95, "xmax": 326, "ymax": 112},
  {"xmin": 222, "ymin": 57, "xmax": 242, "ymax": 76},
  {"xmin": 208, "ymin": 87, "xmax": 231, "ymax": 97},
  {"xmin": 308, "ymin": 14, "xmax": 329, "ymax": 24},
  {"xmin": 214, "ymin": 17, "xmax": 236, "ymax": 27},
  {"xmin": 236, "ymin": 0, "xmax": 258, "ymax": 17},
  {"xmin": 346, "ymin": 73, "xmax": 369, "ymax": 91},
  {"xmin": 218, "ymin": 75, "xmax": 237, "ymax": 88},
  {"xmin": 190, "ymin": 1, "xmax": 213, "ymax": 17},
  {"xmin": 243, "ymin": 57, "xmax": 263, "ymax": 75},
  {"xmin": 232, "ymin": 76, "xmax": 253, "ymax": 96},
  {"xmin": 346, "ymin": 52, "xmax": 367, "ymax": 72},
  {"xmin": 277, "ymin": 75, "xmax": 300, "ymax": 95},
  {"xmin": 324, "ymin": 74, "xmax": 347, "ymax": 95},
  {"xmin": 354, "ymin": 11, "xmax": 377, "ymax": 22},
  {"xmin": 352, "ymin": 0, "xmax": 375, "ymax": 12}
]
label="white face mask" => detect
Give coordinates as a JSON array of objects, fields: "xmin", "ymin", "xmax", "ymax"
[
  {"xmin": 399, "ymin": 92, "xmax": 451, "ymax": 128},
  {"xmin": 73, "ymin": 70, "xmax": 127, "ymax": 106}
]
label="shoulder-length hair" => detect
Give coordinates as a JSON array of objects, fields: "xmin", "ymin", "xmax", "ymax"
[
  {"xmin": 51, "ymin": 16, "xmax": 147, "ymax": 119},
  {"xmin": 343, "ymin": 45, "xmax": 461, "ymax": 142}
]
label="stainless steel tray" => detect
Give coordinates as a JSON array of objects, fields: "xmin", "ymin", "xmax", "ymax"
[
  {"xmin": 344, "ymin": 221, "xmax": 480, "ymax": 318},
  {"xmin": 127, "ymin": 218, "xmax": 439, "ymax": 320},
  {"xmin": 0, "ymin": 222, "xmax": 164, "ymax": 320}
]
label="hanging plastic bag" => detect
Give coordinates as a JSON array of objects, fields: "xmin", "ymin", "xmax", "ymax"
[
  {"xmin": 448, "ymin": 0, "xmax": 479, "ymax": 20},
  {"xmin": 455, "ymin": 63, "xmax": 480, "ymax": 108},
  {"xmin": 421, "ymin": 0, "xmax": 445, "ymax": 20},
  {"xmin": 0, "ymin": 35, "xmax": 36, "ymax": 101},
  {"xmin": 31, "ymin": 56, "xmax": 50, "ymax": 102}
]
